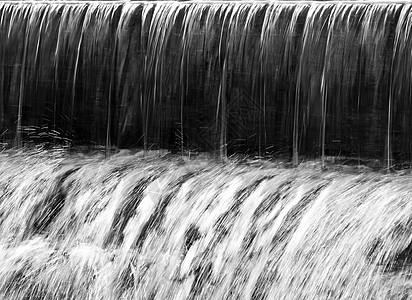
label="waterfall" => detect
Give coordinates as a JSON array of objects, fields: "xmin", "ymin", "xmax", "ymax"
[
  {"xmin": 1, "ymin": 1, "xmax": 412, "ymax": 298},
  {"xmin": 0, "ymin": 1, "xmax": 411, "ymax": 165}
]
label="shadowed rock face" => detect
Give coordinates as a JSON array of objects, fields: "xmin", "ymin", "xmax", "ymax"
[
  {"xmin": 0, "ymin": 1, "xmax": 412, "ymax": 165},
  {"xmin": 0, "ymin": 150, "xmax": 412, "ymax": 299}
]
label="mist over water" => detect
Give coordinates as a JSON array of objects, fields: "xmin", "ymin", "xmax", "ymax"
[{"xmin": 0, "ymin": 150, "xmax": 412, "ymax": 299}]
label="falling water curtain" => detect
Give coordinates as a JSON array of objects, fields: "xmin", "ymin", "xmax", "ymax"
[{"xmin": 0, "ymin": 1, "xmax": 412, "ymax": 166}]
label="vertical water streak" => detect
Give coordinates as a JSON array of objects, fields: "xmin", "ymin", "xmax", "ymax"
[
  {"xmin": 386, "ymin": 4, "xmax": 400, "ymax": 169},
  {"xmin": 72, "ymin": 4, "xmax": 92, "ymax": 148},
  {"xmin": 53, "ymin": 3, "xmax": 66, "ymax": 137},
  {"xmin": 394, "ymin": 5, "xmax": 412, "ymax": 167},
  {"xmin": 53, "ymin": 3, "xmax": 91, "ymax": 144},
  {"xmin": 14, "ymin": 4, "xmax": 31, "ymax": 148},
  {"xmin": 22, "ymin": 4, "xmax": 45, "ymax": 139},
  {"xmin": 114, "ymin": 2, "xmax": 134, "ymax": 148},
  {"xmin": 260, "ymin": 4, "xmax": 292, "ymax": 157},
  {"xmin": 220, "ymin": 3, "xmax": 241, "ymax": 158},
  {"xmin": 146, "ymin": 2, "xmax": 179, "ymax": 150},
  {"xmin": 357, "ymin": 4, "xmax": 367, "ymax": 165},
  {"xmin": 141, "ymin": 4, "xmax": 154, "ymax": 151},
  {"xmin": 295, "ymin": 4, "xmax": 329, "ymax": 159},
  {"xmin": 32, "ymin": 4, "xmax": 52, "ymax": 141},
  {"xmin": 216, "ymin": 3, "xmax": 234, "ymax": 158},
  {"xmin": 259, "ymin": 4, "xmax": 276, "ymax": 157},
  {"xmin": 106, "ymin": 3, "xmax": 124, "ymax": 156},
  {"xmin": 393, "ymin": 5, "xmax": 412, "ymax": 167},
  {"xmin": 114, "ymin": 3, "xmax": 144, "ymax": 149},
  {"xmin": 180, "ymin": 2, "xmax": 204, "ymax": 155},
  {"xmin": 390, "ymin": 4, "xmax": 411, "ymax": 168},
  {"xmin": 0, "ymin": 5, "xmax": 5, "ymax": 140},
  {"xmin": 202, "ymin": 4, "xmax": 224, "ymax": 154},
  {"xmin": 358, "ymin": 4, "xmax": 391, "ymax": 163},
  {"xmin": 237, "ymin": 4, "xmax": 265, "ymax": 156},
  {"xmin": 290, "ymin": 3, "xmax": 309, "ymax": 165},
  {"xmin": 387, "ymin": 5, "xmax": 397, "ymax": 170},
  {"xmin": 320, "ymin": 4, "xmax": 339, "ymax": 167}
]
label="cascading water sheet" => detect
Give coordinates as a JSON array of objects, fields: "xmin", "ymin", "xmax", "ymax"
[{"xmin": 1, "ymin": 1, "xmax": 412, "ymax": 165}]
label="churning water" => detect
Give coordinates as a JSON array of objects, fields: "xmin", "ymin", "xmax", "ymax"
[{"xmin": 1, "ymin": 150, "xmax": 412, "ymax": 299}]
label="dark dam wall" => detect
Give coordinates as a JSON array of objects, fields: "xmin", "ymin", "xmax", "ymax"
[{"xmin": 1, "ymin": 1, "xmax": 412, "ymax": 165}]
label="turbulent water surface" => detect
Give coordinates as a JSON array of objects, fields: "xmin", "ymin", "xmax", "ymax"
[{"xmin": 0, "ymin": 150, "xmax": 412, "ymax": 299}]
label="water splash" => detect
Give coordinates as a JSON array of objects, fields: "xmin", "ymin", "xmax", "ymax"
[{"xmin": 0, "ymin": 150, "xmax": 412, "ymax": 299}]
